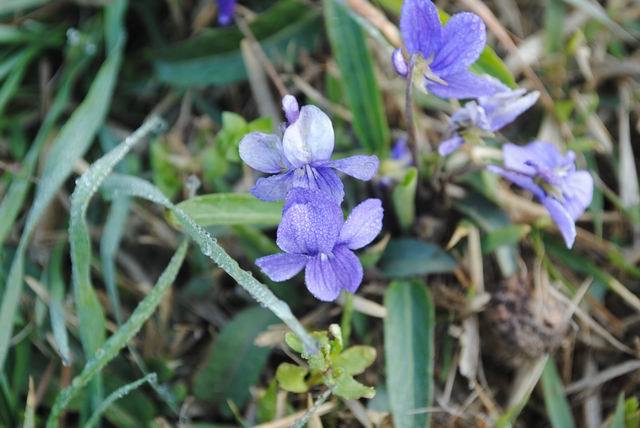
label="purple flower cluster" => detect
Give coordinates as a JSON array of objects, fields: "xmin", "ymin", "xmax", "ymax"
[
  {"xmin": 240, "ymin": 96, "xmax": 383, "ymax": 301},
  {"xmin": 392, "ymin": 0, "xmax": 505, "ymax": 99},
  {"xmin": 489, "ymin": 142, "xmax": 593, "ymax": 248},
  {"xmin": 439, "ymin": 87, "xmax": 540, "ymax": 156}
]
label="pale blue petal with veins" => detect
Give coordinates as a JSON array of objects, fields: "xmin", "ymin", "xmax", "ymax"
[
  {"xmin": 489, "ymin": 141, "xmax": 593, "ymax": 248},
  {"xmin": 239, "ymin": 96, "xmax": 379, "ymax": 202}
]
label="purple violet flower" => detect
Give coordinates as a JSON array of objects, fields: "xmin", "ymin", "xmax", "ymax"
[
  {"xmin": 488, "ymin": 141, "xmax": 593, "ymax": 248},
  {"xmin": 256, "ymin": 188, "xmax": 383, "ymax": 302},
  {"xmin": 239, "ymin": 96, "xmax": 380, "ymax": 203},
  {"xmin": 392, "ymin": 0, "xmax": 505, "ymax": 99},
  {"xmin": 439, "ymin": 87, "xmax": 540, "ymax": 155},
  {"xmin": 390, "ymin": 138, "xmax": 413, "ymax": 166},
  {"xmin": 217, "ymin": 0, "xmax": 236, "ymax": 26}
]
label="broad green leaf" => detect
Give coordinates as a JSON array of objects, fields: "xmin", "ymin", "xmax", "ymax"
[
  {"xmin": 194, "ymin": 307, "xmax": 278, "ymax": 413},
  {"xmin": 85, "ymin": 374, "xmax": 158, "ymax": 428},
  {"xmin": 46, "ymin": 241, "xmax": 188, "ymax": 428},
  {"xmin": 333, "ymin": 346, "xmax": 376, "ymax": 375},
  {"xmin": 545, "ymin": 0, "xmax": 566, "ymax": 53},
  {"xmin": 154, "ymin": 0, "xmax": 321, "ymax": 86},
  {"xmin": 379, "ymin": 239, "xmax": 455, "ymax": 278},
  {"xmin": 542, "ymin": 359, "xmax": 575, "ymax": 428},
  {"xmin": 0, "ymin": 10, "xmax": 125, "ymax": 371},
  {"xmin": 333, "ymin": 373, "xmax": 375, "ymax": 400},
  {"xmin": 392, "ymin": 167, "xmax": 417, "ymax": 231},
  {"xmin": 276, "ymin": 363, "xmax": 309, "ymax": 393},
  {"xmin": 384, "ymin": 280, "xmax": 434, "ymax": 428},
  {"xmin": 324, "ymin": 0, "xmax": 390, "ymax": 155},
  {"xmin": 172, "ymin": 193, "xmax": 284, "ymax": 227}
]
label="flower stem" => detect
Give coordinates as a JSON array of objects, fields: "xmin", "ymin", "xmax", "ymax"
[{"xmin": 405, "ymin": 54, "xmax": 418, "ymax": 163}]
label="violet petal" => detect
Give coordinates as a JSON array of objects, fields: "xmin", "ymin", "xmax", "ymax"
[
  {"xmin": 304, "ymin": 246, "xmax": 363, "ymax": 301},
  {"xmin": 432, "ymin": 12, "xmax": 486, "ymax": 76},
  {"xmin": 328, "ymin": 155, "xmax": 379, "ymax": 181},
  {"xmin": 282, "ymin": 105, "xmax": 334, "ymax": 167},
  {"xmin": 338, "ymin": 199, "xmax": 384, "ymax": 250},
  {"xmin": 239, "ymin": 132, "xmax": 290, "ymax": 174},
  {"xmin": 277, "ymin": 188, "xmax": 343, "ymax": 255},
  {"xmin": 427, "ymin": 70, "xmax": 505, "ymax": 99},
  {"xmin": 438, "ymin": 134, "xmax": 465, "ymax": 156},
  {"xmin": 256, "ymin": 253, "xmax": 308, "ymax": 281},
  {"xmin": 400, "ymin": 0, "xmax": 442, "ymax": 59},
  {"xmin": 542, "ymin": 196, "xmax": 576, "ymax": 248},
  {"xmin": 251, "ymin": 172, "xmax": 294, "ymax": 202}
]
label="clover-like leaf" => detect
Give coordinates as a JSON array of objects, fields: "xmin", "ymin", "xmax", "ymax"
[
  {"xmin": 276, "ymin": 363, "xmax": 309, "ymax": 393},
  {"xmin": 333, "ymin": 346, "xmax": 376, "ymax": 376},
  {"xmin": 333, "ymin": 373, "xmax": 375, "ymax": 400},
  {"xmin": 284, "ymin": 332, "xmax": 304, "ymax": 353}
]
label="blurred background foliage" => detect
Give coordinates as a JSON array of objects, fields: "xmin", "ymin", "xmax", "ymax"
[{"xmin": 0, "ymin": 0, "xmax": 639, "ymax": 426}]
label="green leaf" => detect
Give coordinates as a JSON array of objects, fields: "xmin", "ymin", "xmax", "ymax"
[
  {"xmin": 150, "ymin": 140, "xmax": 181, "ymax": 200},
  {"xmin": 285, "ymin": 332, "xmax": 305, "ymax": 353},
  {"xmin": 257, "ymin": 380, "xmax": 278, "ymax": 423},
  {"xmin": 612, "ymin": 394, "xmax": 626, "ymax": 428},
  {"xmin": 276, "ymin": 363, "xmax": 309, "ymax": 393},
  {"xmin": 384, "ymin": 280, "xmax": 434, "ymax": 428},
  {"xmin": 194, "ymin": 307, "xmax": 278, "ymax": 413},
  {"xmin": 625, "ymin": 396, "xmax": 640, "ymax": 428},
  {"xmin": 391, "ymin": 167, "xmax": 417, "ymax": 231},
  {"xmin": 172, "ymin": 193, "xmax": 284, "ymax": 227},
  {"xmin": 0, "ymin": 12, "xmax": 125, "ymax": 372},
  {"xmin": 333, "ymin": 373, "xmax": 375, "ymax": 400},
  {"xmin": 324, "ymin": 0, "xmax": 390, "ymax": 155},
  {"xmin": 46, "ymin": 241, "xmax": 189, "ymax": 428},
  {"xmin": 333, "ymin": 346, "xmax": 376, "ymax": 376},
  {"xmin": 542, "ymin": 359, "xmax": 575, "ymax": 428},
  {"xmin": 481, "ymin": 224, "xmax": 529, "ymax": 254},
  {"xmin": 48, "ymin": 242, "xmax": 72, "ymax": 366},
  {"xmin": 154, "ymin": 0, "xmax": 321, "ymax": 86},
  {"xmin": 379, "ymin": 239, "xmax": 455, "ymax": 278}
]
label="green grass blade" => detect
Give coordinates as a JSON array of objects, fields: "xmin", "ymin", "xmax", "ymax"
[
  {"xmin": 0, "ymin": 0, "xmax": 48, "ymax": 16},
  {"xmin": 384, "ymin": 280, "xmax": 434, "ymax": 428},
  {"xmin": 48, "ymin": 242, "xmax": 72, "ymax": 366},
  {"xmin": 100, "ymin": 196, "xmax": 131, "ymax": 324},
  {"xmin": 85, "ymin": 373, "xmax": 158, "ymax": 428},
  {"xmin": 45, "ymin": 241, "xmax": 189, "ymax": 428},
  {"xmin": 0, "ymin": 42, "xmax": 93, "ymax": 246},
  {"xmin": 0, "ymin": 46, "xmax": 37, "ymax": 117},
  {"xmin": 562, "ymin": 0, "xmax": 635, "ymax": 42},
  {"xmin": 0, "ymin": 19, "xmax": 124, "ymax": 371},
  {"xmin": 69, "ymin": 116, "xmax": 164, "ymax": 360},
  {"xmin": 172, "ymin": 193, "xmax": 283, "ymax": 227},
  {"xmin": 325, "ymin": 0, "xmax": 390, "ymax": 155},
  {"xmin": 101, "ymin": 174, "xmax": 317, "ymax": 353},
  {"xmin": 542, "ymin": 359, "xmax": 575, "ymax": 428}
]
